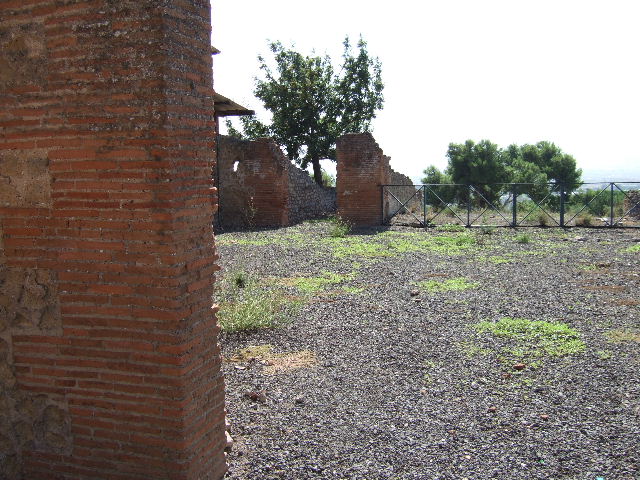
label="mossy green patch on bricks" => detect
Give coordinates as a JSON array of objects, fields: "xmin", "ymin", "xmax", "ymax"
[
  {"xmin": 473, "ymin": 317, "xmax": 586, "ymax": 359},
  {"xmin": 623, "ymin": 243, "xmax": 640, "ymax": 253}
]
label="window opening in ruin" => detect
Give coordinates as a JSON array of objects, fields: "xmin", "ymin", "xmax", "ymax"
[{"xmin": 233, "ymin": 160, "xmax": 240, "ymax": 172}]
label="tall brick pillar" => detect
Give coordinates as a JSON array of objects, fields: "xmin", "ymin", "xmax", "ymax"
[
  {"xmin": 0, "ymin": 1, "xmax": 227, "ymax": 479},
  {"xmin": 336, "ymin": 133, "xmax": 390, "ymax": 227}
]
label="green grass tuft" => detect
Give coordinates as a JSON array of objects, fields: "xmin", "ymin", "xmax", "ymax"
[
  {"xmin": 323, "ymin": 231, "xmax": 477, "ymax": 259},
  {"xmin": 473, "ymin": 317, "xmax": 586, "ymax": 359},
  {"xmin": 217, "ymin": 270, "xmax": 297, "ymax": 333},
  {"xmin": 624, "ymin": 243, "xmax": 640, "ymax": 253},
  {"xmin": 436, "ymin": 224, "xmax": 466, "ymax": 232},
  {"xmin": 328, "ymin": 216, "xmax": 352, "ymax": 238},
  {"xmin": 415, "ymin": 277, "xmax": 479, "ymax": 293},
  {"xmin": 284, "ymin": 271, "xmax": 354, "ymax": 294}
]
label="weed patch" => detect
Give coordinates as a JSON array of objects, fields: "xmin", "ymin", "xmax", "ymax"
[
  {"xmin": 624, "ymin": 243, "xmax": 640, "ymax": 253},
  {"xmin": 323, "ymin": 231, "xmax": 477, "ymax": 259},
  {"xmin": 328, "ymin": 216, "xmax": 352, "ymax": 238},
  {"xmin": 217, "ymin": 271, "xmax": 297, "ymax": 332},
  {"xmin": 459, "ymin": 341, "xmax": 490, "ymax": 358},
  {"xmin": 596, "ymin": 350, "xmax": 614, "ymax": 360},
  {"xmin": 473, "ymin": 317, "xmax": 586, "ymax": 360},
  {"xmin": 479, "ymin": 255, "xmax": 513, "ymax": 264},
  {"xmin": 436, "ymin": 224, "xmax": 466, "ymax": 232},
  {"xmin": 577, "ymin": 264, "xmax": 598, "ymax": 271},
  {"xmin": 415, "ymin": 277, "xmax": 479, "ymax": 293}
]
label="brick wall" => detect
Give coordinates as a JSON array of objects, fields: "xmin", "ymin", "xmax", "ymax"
[
  {"xmin": 0, "ymin": 1, "xmax": 226, "ymax": 479},
  {"xmin": 217, "ymin": 136, "xmax": 289, "ymax": 228},
  {"xmin": 386, "ymin": 170, "xmax": 422, "ymax": 221},
  {"xmin": 287, "ymin": 163, "xmax": 336, "ymax": 226},
  {"xmin": 216, "ymin": 135, "xmax": 335, "ymax": 229},
  {"xmin": 336, "ymin": 133, "xmax": 391, "ymax": 227}
]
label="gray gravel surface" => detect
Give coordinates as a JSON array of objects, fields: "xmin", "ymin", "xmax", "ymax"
[{"xmin": 216, "ymin": 223, "xmax": 640, "ymax": 480}]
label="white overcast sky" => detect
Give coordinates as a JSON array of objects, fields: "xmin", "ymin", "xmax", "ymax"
[{"xmin": 211, "ymin": 0, "xmax": 640, "ymax": 183}]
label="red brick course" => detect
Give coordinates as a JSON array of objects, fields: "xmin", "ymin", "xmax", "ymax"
[{"xmin": 1, "ymin": 1, "xmax": 226, "ymax": 478}]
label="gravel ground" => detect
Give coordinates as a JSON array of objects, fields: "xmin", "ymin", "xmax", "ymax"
[{"xmin": 215, "ymin": 223, "xmax": 640, "ymax": 480}]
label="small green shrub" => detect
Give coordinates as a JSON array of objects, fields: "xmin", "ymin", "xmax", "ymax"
[
  {"xmin": 329, "ymin": 216, "xmax": 352, "ymax": 238},
  {"xmin": 515, "ymin": 233, "xmax": 531, "ymax": 244},
  {"xmin": 537, "ymin": 211, "xmax": 549, "ymax": 227},
  {"xmin": 218, "ymin": 289, "xmax": 290, "ymax": 333},
  {"xmin": 574, "ymin": 213, "xmax": 593, "ymax": 227},
  {"xmin": 479, "ymin": 225, "xmax": 495, "ymax": 235},
  {"xmin": 217, "ymin": 270, "xmax": 295, "ymax": 332},
  {"xmin": 231, "ymin": 270, "xmax": 249, "ymax": 289}
]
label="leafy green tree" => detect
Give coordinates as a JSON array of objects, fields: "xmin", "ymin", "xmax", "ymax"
[
  {"xmin": 421, "ymin": 165, "xmax": 455, "ymax": 206},
  {"xmin": 226, "ymin": 37, "xmax": 384, "ymax": 185},
  {"xmin": 519, "ymin": 141, "xmax": 582, "ymax": 193},
  {"xmin": 503, "ymin": 144, "xmax": 549, "ymax": 201},
  {"xmin": 445, "ymin": 140, "xmax": 508, "ymax": 205},
  {"xmin": 421, "ymin": 165, "xmax": 450, "ymax": 185},
  {"xmin": 503, "ymin": 142, "xmax": 582, "ymax": 203}
]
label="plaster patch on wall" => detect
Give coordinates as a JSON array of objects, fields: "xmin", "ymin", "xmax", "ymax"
[
  {"xmin": 0, "ymin": 150, "xmax": 51, "ymax": 207},
  {"xmin": 0, "ymin": 337, "xmax": 71, "ymax": 478},
  {"xmin": 0, "ymin": 267, "xmax": 60, "ymax": 334},
  {"xmin": 0, "ymin": 22, "xmax": 47, "ymax": 88}
]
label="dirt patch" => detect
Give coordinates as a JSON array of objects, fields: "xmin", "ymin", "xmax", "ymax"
[{"xmin": 227, "ymin": 344, "xmax": 317, "ymax": 375}]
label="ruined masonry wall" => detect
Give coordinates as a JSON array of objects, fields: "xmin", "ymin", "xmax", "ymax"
[
  {"xmin": 387, "ymin": 169, "xmax": 422, "ymax": 218},
  {"xmin": 625, "ymin": 191, "xmax": 640, "ymax": 218},
  {"xmin": 0, "ymin": 1, "xmax": 226, "ymax": 479},
  {"xmin": 336, "ymin": 133, "xmax": 391, "ymax": 226},
  {"xmin": 217, "ymin": 135, "xmax": 335, "ymax": 228},
  {"xmin": 217, "ymin": 136, "xmax": 289, "ymax": 228},
  {"xmin": 287, "ymin": 163, "xmax": 336, "ymax": 226}
]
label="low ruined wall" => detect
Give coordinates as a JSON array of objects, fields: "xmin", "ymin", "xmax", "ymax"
[
  {"xmin": 1, "ymin": 2, "xmax": 227, "ymax": 479},
  {"xmin": 287, "ymin": 166, "xmax": 336, "ymax": 225},
  {"xmin": 217, "ymin": 135, "xmax": 335, "ymax": 228},
  {"xmin": 387, "ymin": 169, "xmax": 422, "ymax": 218},
  {"xmin": 217, "ymin": 136, "xmax": 289, "ymax": 228},
  {"xmin": 624, "ymin": 191, "xmax": 640, "ymax": 218}
]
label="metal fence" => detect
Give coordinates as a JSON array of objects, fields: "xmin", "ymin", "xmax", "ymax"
[{"xmin": 382, "ymin": 182, "xmax": 640, "ymax": 228}]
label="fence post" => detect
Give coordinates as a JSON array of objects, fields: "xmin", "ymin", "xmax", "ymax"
[
  {"xmin": 422, "ymin": 186, "xmax": 427, "ymax": 227},
  {"xmin": 610, "ymin": 182, "xmax": 614, "ymax": 227},
  {"xmin": 559, "ymin": 183, "xmax": 565, "ymax": 227},
  {"xmin": 512, "ymin": 184, "xmax": 517, "ymax": 227},
  {"xmin": 466, "ymin": 185, "xmax": 471, "ymax": 227}
]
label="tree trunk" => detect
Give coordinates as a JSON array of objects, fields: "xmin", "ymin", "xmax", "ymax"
[{"xmin": 312, "ymin": 158, "xmax": 323, "ymax": 185}]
